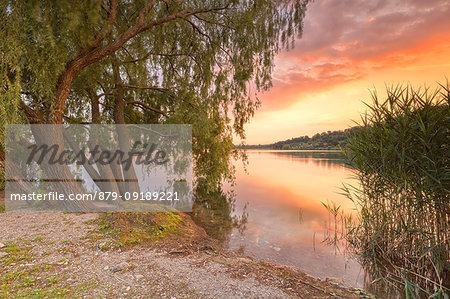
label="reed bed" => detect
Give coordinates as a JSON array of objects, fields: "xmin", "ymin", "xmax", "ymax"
[{"xmin": 340, "ymin": 83, "xmax": 449, "ymax": 298}]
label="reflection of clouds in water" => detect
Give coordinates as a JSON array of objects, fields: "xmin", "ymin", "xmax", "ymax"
[
  {"xmin": 230, "ymin": 176, "xmax": 348, "ymax": 232},
  {"xmin": 232, "ymin": 151, "xmax": 357, "ymax": 211},
  {"xmin": 222, "ymin": 151, "xmax": 363, "ymax": 287}
]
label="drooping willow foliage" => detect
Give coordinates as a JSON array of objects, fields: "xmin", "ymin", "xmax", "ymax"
[
  {"xmin": 0, "ymin": 0, "xmax": 309, "ymax": 191},
  {"xmin": 343, "ymin": 83, "xmax": 449, "ymax": 297}
]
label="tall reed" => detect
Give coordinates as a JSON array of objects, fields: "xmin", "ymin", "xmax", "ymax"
[{"xmin": 342, "ymin": 83, "xmax": 449, "ymax": 298}]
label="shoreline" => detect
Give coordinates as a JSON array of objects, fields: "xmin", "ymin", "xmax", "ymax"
[
  {"xmin": 0, "ymin": 195, "xmax": 367, "ymax": 298},
  {"xmin": 236, "ymin": 148, "xmax": 344, "ymax": 152}
]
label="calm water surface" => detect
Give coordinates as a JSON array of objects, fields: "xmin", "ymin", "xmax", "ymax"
[{"xmin": 195, "ymin": 150, "xmax": 365, "ymax": 288}]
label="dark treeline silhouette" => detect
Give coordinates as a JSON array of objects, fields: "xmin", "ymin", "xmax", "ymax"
[{"xmin": 240, "ymin": 127, "xmax": 362, "ymax": 150}]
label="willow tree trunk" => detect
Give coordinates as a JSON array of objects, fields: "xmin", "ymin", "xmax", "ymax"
[
  {"xmin": 112, "ymin": 59, "xmax": 140, "ymax": 195},
  {"xmin": 30, "ymin": 125, "xmax": 94, "ymax": 212}
]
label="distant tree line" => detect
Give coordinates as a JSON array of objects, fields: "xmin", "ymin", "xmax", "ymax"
[{"xmin": 239, "ymin": 127, "xmax": 362, "ymax": 150}]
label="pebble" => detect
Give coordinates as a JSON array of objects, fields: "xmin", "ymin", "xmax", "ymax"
[
  {"xmin": 110, "ymin": 262, "xmax": 129, "ymax": 273},
  {"xmin": 135, "ymin": 274, "xmax": 144, "ymax": 280},
  {"xmin": 0, "ymin": 242, "xmax": 5, "ymax": 248},
  {"xmin": 0, "ymin": 252, "xmax": 7, "ymax": 258}
]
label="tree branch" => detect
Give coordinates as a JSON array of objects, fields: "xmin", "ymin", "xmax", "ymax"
[
  {"xmin": 123, "ymin": 84, "xmax": 166, "ymax": 92},
  {"xmin": 121, "ymin": 51, "xmax": 190, "ymax": 64},
  {"xmin": 0, "ymin": 148, "xmax": 4, "ymax": 168},
  {"xmin": 63, "ymin": 115, "xmax": 91, "ymax": 124},
  {"xmin": 182, "ymin": 17, "xmax": 213, "ymax": 46},
  {"xmin": 80, "ymin": 0, "xmax": 117, "ymax": 56},
  {"xmin": 123, "ymin": 83, "xmax": 177, "ymax": 99},
  {"xmin": 125, "ymin": 100, "xmax": 165, "ymax": 115},
  {"xmin": 99, "ymin": 101, "xmax": 115, "ymax": 110},
  {"xmin": 97, "ymin": 92, "xmax": 113, "ymax": 99},
  {"xmin": 20, "ymin": 101, "xmax": 44, "ymax": 124},
  {"xmin": 49, "ymin": 3, "xmax": 228, "ymax": 124}
]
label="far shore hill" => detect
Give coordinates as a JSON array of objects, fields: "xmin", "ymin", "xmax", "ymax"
[{"xmin": 238, "ymin": 127, "xmax": 361, "ymax": 150}]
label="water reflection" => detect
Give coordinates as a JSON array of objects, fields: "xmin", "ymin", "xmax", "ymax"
[
  {"xmin": 191, "ymin": 184, "xmax": 247, "ymax": 246},
  {"xmin": 192, "ymin": 150, "xmax": 364, "ymax": 287},
  {"xmin": 261, "ymin": 150, "xmax": 349, "ymax": 168},
  {"xmin": 191, "ymin": 150, "xmax": 428, "ymax": 297}
]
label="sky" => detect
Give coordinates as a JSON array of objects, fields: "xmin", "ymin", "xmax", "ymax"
[{"xmin": 244, "ymin": 0, "xmax": 450, "ymax": 144}]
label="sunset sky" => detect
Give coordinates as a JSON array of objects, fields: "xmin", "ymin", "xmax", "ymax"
[{"xmin": 244, "ymin": 0, "xmax": 450, "ymax": 144}]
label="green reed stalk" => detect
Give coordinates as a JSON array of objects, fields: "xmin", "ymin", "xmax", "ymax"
[{"xmin": 342, "ymin": 82, "xmax": 449, "ymax": 297}]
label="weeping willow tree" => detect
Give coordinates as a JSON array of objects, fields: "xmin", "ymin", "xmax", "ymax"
[
  {"xmin": 343, "ymin": 83, "xmax": 449, "ymax": 298},
  {"xmin": 0, "ymin": 0, "xmax": 308, "ymax": 194},
  {"xmin": 0, "ymin": 31, "xmax": 22, "ymax": 191}
]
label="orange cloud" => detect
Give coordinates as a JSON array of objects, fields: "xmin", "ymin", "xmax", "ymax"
[
  {"xmin": 244, "ymin": 0, "xmax": 450, "ymax": 144},
  {"xmin": 257, "ymin": 0, "xmax": 450, "ymax": 111},
  {"xmin": 259, "ymin": 63, "xmax": 363, "ymax": 111}
]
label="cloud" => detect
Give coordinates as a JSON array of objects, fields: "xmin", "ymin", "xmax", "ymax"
[
  {"xmin": 259, "ymin": 60, "xmax": 363, "ymax": 110},
  {"xmin": 261, "ymin": 0, "xmax": 450, "ymax": 111}
]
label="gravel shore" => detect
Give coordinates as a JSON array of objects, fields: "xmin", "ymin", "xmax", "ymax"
[{"xmin": 0, "ymin": 193, "xmax": 360, "ymax": 298}]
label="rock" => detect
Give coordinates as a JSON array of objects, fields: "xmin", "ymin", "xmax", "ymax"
[
  {"xmin": 0, "ymin": 242, "xmax": 5, "ymax": 248},
  {"xmin": 325, "ymin": 277, "xmax": 345, "ymax": 285},
  {"xmin": 273, "ymin": 247, "xmax": 281, "ymax": 251},
  {"xmin": 110, "ymin": 262, "xmax": 129, "ymax": 273},
  {"xmin": 135, "ymin": 274, "xmax": 144, "ymax": 280}
]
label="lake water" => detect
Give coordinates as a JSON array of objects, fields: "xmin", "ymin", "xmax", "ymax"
[{"xmin": 193, "ymin": 150, "xmax": 365, "ymax": 288}]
